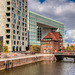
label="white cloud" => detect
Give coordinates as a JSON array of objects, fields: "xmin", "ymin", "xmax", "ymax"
[
  {"xmin": 28, "ymin": 0, "xmax": 75, "ymax": 29},
  {"xmin": 28, "ymin": 0, "xmax": 75, "ymax": 44},
  {"xmin": 65, "ymin": 30, "xmax": 75, "ymax": 44}
]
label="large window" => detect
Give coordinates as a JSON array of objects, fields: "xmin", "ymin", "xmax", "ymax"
[
  {"xmin": 7, "ymin": 1, "xmax": 10, "ymax": 5},
  {"xmin": 6, "ymin": 24, "xmax": 9, "ymax": 28},
  {"xmin": 13, "ymin": 30, "xmax": 15, "ymax": 34},
  {"xmin": 6, "ymin": 35, "xmax": 10, "ymax": 39},
  {"xmin": 6, "ymin": 29, "xmax": 10, "ymax": 33},
  {"xmin": 6, "ymin": 41, "xmax": 9, "ymax": 44},
  {"xmin": 13, "ymin": 35, "xmax": 16, "ymax": 39},
  {"xmin": 37, "ymin": 27, "xmax": 41, "ymax": 41}
]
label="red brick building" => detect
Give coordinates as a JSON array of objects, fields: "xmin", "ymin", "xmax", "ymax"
[{"xmin": 40, "ymin": 32, "xmax": 63, "ymax": 54}]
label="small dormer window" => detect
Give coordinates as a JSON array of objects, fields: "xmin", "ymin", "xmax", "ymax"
[{"xmin": 43, "ymin": 38, "xmax": 52, "ymax": 41}]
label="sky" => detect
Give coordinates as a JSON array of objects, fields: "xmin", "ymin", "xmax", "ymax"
[{"xmin": 28, "ymin": 0, "xmax": 75, "ymax": 45}]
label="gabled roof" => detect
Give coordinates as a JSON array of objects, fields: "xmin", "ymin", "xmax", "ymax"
[{"xmin": 41, "ymin": 32, "xmax": 62, "ymax": 41}]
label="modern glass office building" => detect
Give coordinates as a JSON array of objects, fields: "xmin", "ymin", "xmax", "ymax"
[{"xmin": 28, "ymin": 11, "xmax": 64, "ymax": 46}]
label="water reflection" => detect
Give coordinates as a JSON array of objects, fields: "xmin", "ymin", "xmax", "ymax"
[{"xmin": 0, "ymin": 60, "xmax": 75, "ymax": 75}]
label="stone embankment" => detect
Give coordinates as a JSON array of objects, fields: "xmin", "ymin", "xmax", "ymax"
[{"xmin": 0, "ymin": 54, "xmax": 54, "ymax": 70}]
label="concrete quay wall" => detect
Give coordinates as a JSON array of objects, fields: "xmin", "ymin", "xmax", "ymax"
[{"xmin": 0, "ymin": 54, "xmax": 54, "ymax": 70}]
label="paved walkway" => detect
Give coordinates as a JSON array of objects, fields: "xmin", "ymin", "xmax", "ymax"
[{"xmin": 0, "ymin": 54, "xmax": 54, "ymax": 62}]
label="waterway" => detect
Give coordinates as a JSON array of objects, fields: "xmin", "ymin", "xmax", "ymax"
[{"xmin": 0, "ymin": 59, "xmax": 75, "ymax": 75}]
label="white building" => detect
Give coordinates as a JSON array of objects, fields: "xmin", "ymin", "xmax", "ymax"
[{"xmin": 0, "ymin": 0, "xmax": 28, "ymax": 51}]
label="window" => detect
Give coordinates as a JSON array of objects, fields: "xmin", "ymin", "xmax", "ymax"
[
  {"xmin": 22, "ymin": 42, "xmax": 24, "ymax": 45},
  {"xmin": 17, "ymin": 0, "xmax": 18, "ymax": 4},
  {"xmin": 16, "ymin": 46, "xmax": 18, "ymax": 51},
  {"xmin": 18, "ymin": 36, "xmax": 20, "ymax": 40},
  {"xmin": 6, "ymin": 41, "xmax": 9, "ymax": 44},
  {"xmin": 22, "ymin": 27, "xmax": 24, "ymax": 31},
  {"xmin": 25, "ymin": 33, "xmax": 27, "ymax": 36},
  {"xmin": 25, "ymin": 10, "xmax": 27, "ymax": 12},
  {"xmin": 26, "ymin": 1, "xmax": 27, "ymax": 4},
  {"xmin": 37, "ymin": 27, "xmax": 41, "ymax": 41},
  {"xmin": 12, "ymin": 46, "xmax": 15, "ymax": 51},
  {"xmin": 13, "ymin": 13, "xmax": 16, "ymax": 18},
  {"xmin": 14, "ymin": 3, "xmax": 16, "ymax": 7},
  {"xmin": 19, "ymin": 7, "xmax": 21, "ymax": 10},
  {"xmin": 51, "ymin": 46, "xmax": 52, "ymax": 48},
  {"xmin": 6, "ymin": 13, "xmax": 10, "ymax": 16},
  {"xmin": 48, "ymin": 50, "xmax": 50, "ymax": 53},
  {"xmin": 22, "ymin": 18, "xmax": 24, "ymax": 21},
  {"xmin": 18, "ymin": 16, "xmax": 20, "ymax": 20},
  {"xmin": 23, "ymin": 9, "xmax": 24, "ymax": 12},
  {"xmin": 19, "ymin": 2, "xmax": 21, "ymax": 5},
  {"xmin": 14, "ymin": 41, "xmax": 16, "ymax": 45},
  {"xmin": 13, "ymin": 30, "xmax": 15, "ymax": 34},
  {"xmin": 12, "ymin": 24, "xmax": 15, "ymax": 28},
  {"xmin": 7, "ymin": 18, "xmax": 10, "ymax": 22},
  {"xmin": 22, "ymin": 32, "xmax": 24, "ymax": 36},
  {"xmin": 25, "ymin": 24, "xmax": 27, "ymax": 27},
  {"xmin": 12, "ymin": 7, "xmax": 14, "ymax": 11},
  {"xmin": 22, "ymin": 0, "xmax": 24, "ymax": 2},
  {"xmin": 25, "ymin": 28, "xmax": 27, "ymax": 31},
  {"xmin": 13, "ymin": 35, "xmax": 16, "ymax": 39},
  {"xmin": 22, "ymin": 13, "xmax": 24, "ymax": 17},
  {"xmin": 26, "ymin": 15, "xmax": 27, "ymax": 18},
  {"xmin": 13, "ymin": 19, "xmax": 16, "ymax": 23},
  {"xmin": 17, "ymin": 41, "xmax": 19, "ymax": 45},
  {"xmin": 6, "ymin": 24, "xmax": 9, "ymax": 28},
  {"xmin": 6, "ymin": 35, "xmax": 10, "ymax": 39},
  {"xmin": 25, "ymin": 6, "xmax": 27, "ymax": 8},
  {"xmin": 17, "ymin": 26, "xmax": 19, "ymax": 29},
  {"xmin": 26, "ymin": 38, "xmax": 27, "ymax": 41},
  {"xmin": 18, "ymin": 21, "xmax": 20, "ymax": 25},
  {"xmin": 7, "ymin": 1, "xmax": 10, "ymax": 5},
  {"xmin": 17, "ymin": 10, "xmax": 20, "ymax": 14},
  {"xmin": 22, "ymin": 37, "xmax": 24, "ymax": 40},
  {"xmin": 22, "ymin": 23, "xmax": 24, "ymax": 26},
  {"xmin": 25, "ymin": 19, "xmax": 27, "ymax": 22},
  {"xmin": 7, "ymin": 7, "xmax": 10, "ymax": 11},
  {"xmin": 17, "ymin": 31, "xmax": 20, "ymax": 35},
  {"xmin": 19, "ymin": 46, "xmax": 21, "ymax": 51},
  {"xmin": 6, "ymin": 29, "xmax": 10, "ymax": 33},
  {"xmin": 44, "ymin": 50, "xmax": 47, "ymax": 53},
  {"xmin": 22, "ymin": 4, "xmax": 24, "ymax": 7}
]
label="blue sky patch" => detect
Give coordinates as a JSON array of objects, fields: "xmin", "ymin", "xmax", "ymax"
[
  {"xmin": 39, "ymin": 0, "xmax": 45, "ymax": 3},
  {"xmin": 68, "ymin": 0, "xmax": 75, "ymax": 2}
]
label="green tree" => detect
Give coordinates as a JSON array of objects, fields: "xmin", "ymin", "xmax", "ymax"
[
  {"xmin": 70, "ymin": 46, "xmax": 74, "ymax": 51},
  {"xmin": 66, "ymin": 46, "xmax": 70, "ymax": 50},
  {"xmin": 3, "ymin": 46, "xmax": 9, "ymax": 53},
  {"xmin": 30, "ymin": 45, "xmax": 40, "ymax": 53},
  {"xmin": 0, "ymin": 41, "xmax": 3, "ymax": 52}
]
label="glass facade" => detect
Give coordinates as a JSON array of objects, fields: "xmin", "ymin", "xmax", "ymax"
[{"xmin": 28, "ymin": 11, "xmax": 64, "ymax": 46}]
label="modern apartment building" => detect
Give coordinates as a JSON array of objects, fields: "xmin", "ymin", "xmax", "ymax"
[
  {"xmin": 28, "ymin": 11, "xmax": 64, "ymax": 47},
  {"xmin": 0, "ymin": 0, "xmax": 28, "ymax": 51}
]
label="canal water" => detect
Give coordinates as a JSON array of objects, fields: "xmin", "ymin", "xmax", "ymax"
[{"xmin": 0, "ymin": 59, "xmax": 75, "ymax": 75}]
